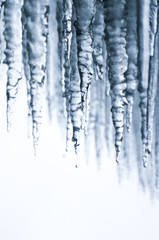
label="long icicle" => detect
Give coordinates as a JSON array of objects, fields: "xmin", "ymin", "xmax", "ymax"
[
  {"xmin": 73, "ymin": 0, "xmax": 95, "ymax": 135},
  {"xmin": 3, "ymin": 0, "xmax": 23, "ymax": 131},
  {"xmin": 62, "ymin": 0, "xmax": 73, "ymax": 151},
  {"xmin": 137, "ymin": 0, "xmax": 150, "ymax": 167},
  {"xmin": 22, "ymin": 7, "xmax": 31, "ymax": 138},
  {"xmin": 104, "ymin": 0, "xmax": 128, "ymax": 162},
  {"xmin": 68, "ymin": 9, "xmax": 82, "ymax": 153},
  {"xmin": 147, "ymin": 0, "xmax": 158, "ymax": 154},
  {"xmin": 125, "ymin": 0, "xmax": 138, "ymax": 132},
  {"xmin": 23, "ymin": 0, "xmax": 49, "ymax": 154}
]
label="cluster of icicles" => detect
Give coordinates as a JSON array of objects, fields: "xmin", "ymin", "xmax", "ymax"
[{"xmin": 1, "ymin": 0, "xmax": 159, "ymax": 194}]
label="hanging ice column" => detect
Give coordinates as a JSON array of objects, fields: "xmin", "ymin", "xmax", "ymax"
[
  {"xmin": 3, "ymin": 0, "xmax": 23, "ymax": 131},
  {"xmin": 137, "ymin": 0, "xmax": 150, "ymax": 167},
  {"xmin": 125, "ymin": 0, "xmax": 138, "ymax": 132},
  {"xmin": 67, "ymin": 8, "xmax": 82, "ymax": 153},
  {"xmin": 62, "ymin": 0, "xmax": 73, "ymax": 151},
  {"xmin": 23, "ymin": 0, "xmax": 49, "ymax": 154},
  {"xmin": 104, "ymin": 0, "xmax": 128, "ymax": 162},
  {"xmin": 147, "ymin": 0, "xmax": 158, "ymax": 155},
  {"xmin": 73, "ymin": 0, "xmax": 95, "ymax": 135}
]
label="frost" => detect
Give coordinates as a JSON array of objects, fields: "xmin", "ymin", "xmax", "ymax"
[{"xmin": 62, "ymin": 0, "xmax": 73, "ymax": 150}]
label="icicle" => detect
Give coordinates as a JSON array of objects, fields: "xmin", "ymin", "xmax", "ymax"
[
  {"xmin": 3, "ymin": 0, "xmax": 23, "ymax": 131},
  {"xmin": 45, "ymin": 1, "xmax": 53, "ymax": 122},
  {"xmin": 73, "ymin": 0, "xmax": 95, "ymax": 134},
  {"xmin": 56, "ymin": 0, "xmax": 64, "ymax": 92},
  {"xmin": 62, "ymin": 0, "xmax": 73, "ymax": 150},
  {"xmin": 92, "ymin": 0, "xmax": 104, "ymax": 81},
  {"xmin": 22, "ymin": 7, "xmax": 31, "ymax": 138},
  {"xmin": 147, "ymin": 1, "xmax": 158, "ymax": 154},
  {"xmin": 23, "ymin": 0, "xmax": 49, "ymax": 154},
  {"xmin": 68, "ymin": 9, "xmax": 82, "ymax": 153},
  {"xmin": 137, "ymin": 0, "xmax": 150, "ymax": 167},
  {"xmin": 105, "ymin": 0, "xmax": 128, "ymax": 162},
  {"xmin": 125, "ymin": 0, "xmax": 138, "ymax": 132}
]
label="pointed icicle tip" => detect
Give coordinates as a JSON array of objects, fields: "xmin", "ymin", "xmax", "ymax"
[
  {"xmin": 142, "ymin": 143, "xmax": 148, "ymax": 168},
  {"xmin": 116, "ymin": 151, "xmax": 120, "ymax": 164},
  {"xmin": 127, "ymin": 124, "xmax": 130, "ymax": 133},
  {"xmin": 75, "ymin": 143, "xmax": 79, "ymax": 154},
  {"xmin": 126, "ymin": 120, "xmax": 131, "ymax": 133},
  {"xmin": 143, "ymin": 156, "xmax": 148, "ymax": 168}
]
